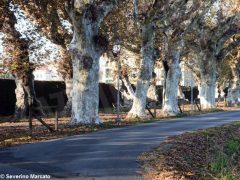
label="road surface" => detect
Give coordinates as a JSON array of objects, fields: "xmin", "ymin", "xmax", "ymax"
[{"xmin": 1, "ymin": 110, "xmax": 240, "ymax": 179}]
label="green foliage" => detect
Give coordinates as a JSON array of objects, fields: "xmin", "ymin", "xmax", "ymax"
[
  {"xmin": 225, "ymin": 138, "xmax": 240, "ymax": 155},
  {"xmin": 201, "ymin": 128, "xmax": 218, "ymax": 137},
  {"xmin": 210, "ymin": 136, "xmax": 240, "ymax": 179},
  {"xmin": 210, "ymin": 152, "xmax": 229, "ymax": 176}
]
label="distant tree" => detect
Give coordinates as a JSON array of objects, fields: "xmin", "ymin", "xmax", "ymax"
[
  {"xmin": 222, "ymin": 48, "xmax": 240, "ymax": 105},
  {"xmin": 126, "ymin": 0, "xmax": 211, "ymax": 117},
  {"xmin": 1, "ymin": 0, "xmax": 44, "ymax": 118},
  {"xmin": 13, "ymin": 0, "xmax": 73, "ymax": 116},
  {"xmin": 185, "ymin": 1, "xmax": 240, "ymax": 109}
]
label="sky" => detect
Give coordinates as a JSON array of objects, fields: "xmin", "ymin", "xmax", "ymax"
[
  {"xmin": 0, "ymin": 3, "xmax": 74, "ymax": 81},
  {"xmin": 13, "ymin": 4, "xmax": 62, "ymax": 64},
  {"xmin": 0, "ymin": 3, "xmax": 65, "ymax": 65}
]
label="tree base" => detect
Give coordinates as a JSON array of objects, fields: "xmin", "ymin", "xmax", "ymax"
[
  {"xmin": 162, "ymin": 109, "xmax": 178, "ymax": 117},
  {"xmin": 125, "ymin": 112, "xmax": 148, "ymax": 120},
  {"xmin": 69, "ymin": 116, "xmax": 101, "ymax": 125}
]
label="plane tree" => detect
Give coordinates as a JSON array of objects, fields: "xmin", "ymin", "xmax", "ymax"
[
  {"xmin": 12, "ymin": 0, "xmax": 73, "ymax": 116},
  {"xmin": 220, "ymin": 47, "xmax": 240, "ymax": 105},
  {"xmin": 125, "ymin": 0, "xmax": 213, "ymax": 117},
  {"xmin": 184, "ymin": 1, "xmax": 240, "ymax": 109},
  {"xmin": 64, "ymin": 0, "xmax": 127, "ymax": 124},
  {"xmin": 1, "ymin": 0, "xmax": 44, "ymax": 118},
  {"xmin": 103, "ymin": 0, "xmax": 221, "ymax": 117},
  {"xmin": 2, "ymin": 0, "xmax": 239, "ymax": 122},
  {"xmin": 6, "ymin": 0, "xmax": 127, "ymax": 123}
]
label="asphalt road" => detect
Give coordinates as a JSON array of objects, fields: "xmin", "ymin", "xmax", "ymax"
[{"xmin": 1, "ymin": 110, "xmax": 240, "ymax": 180}]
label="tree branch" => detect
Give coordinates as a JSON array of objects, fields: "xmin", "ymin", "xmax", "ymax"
[
  {"xmin": 97, "ymin": 0, "xmax": 119, "ymax": 23},
  {"xmin": 217, "ymin": 37, "xmax": 240, "ymax": 61}
]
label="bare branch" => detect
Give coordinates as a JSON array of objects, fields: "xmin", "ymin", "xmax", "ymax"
[{"xmin": 217, "ymin": 37, "xmax": 240, "ymax": 61}]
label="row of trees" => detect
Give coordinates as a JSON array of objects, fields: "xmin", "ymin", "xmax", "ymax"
[{"xmin": 0, "ymin": 0, "xmax": 239, "ymax": 124}]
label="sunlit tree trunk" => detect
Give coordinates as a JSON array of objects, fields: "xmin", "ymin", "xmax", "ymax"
[
  {"xmin": 127, "ymin": 23, "xmax": 156, "ymax": 119},
  {"xmin": 227, "ymin": 62, "xmax": 240, "ymax": 106},
  {"xmin": 67, "ymin": 1, "xmax": 119, "ymax": 124},
  {"xmin": 162, "ymin": 60, "xmax": 181, "ymax": 115},
  {"xmin": 198, "ymin": 52, "xmax": 217, "ymax": 109},
  {"xmin": 147, "ymin": 82, "xmax": 158, "ymax": 102},
  {"xmin": 122, "ymin": 77, "xmax": 135, "ymax": 98},
  {"xmin": 14, "ymin": 76, "xmax": 26, "ymax": 118},
  {"xmin": 162, "ymin": 39, "xmax": 183, "ymax": 115}
]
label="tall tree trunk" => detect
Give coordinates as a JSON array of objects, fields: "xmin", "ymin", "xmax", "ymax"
[
  {"xmin": 14, "ymin": 76, "xmax": 26, "ymax": 119},
  {"xmin": 227, "ymin": 62, "xmax": 240, "ymax": 106},
  {"xmin": 71, "ymin": 48, "xmax": 101, "ymax": 124},
  {"xmin": 14, "ymin": 71, "xmax": 44, "ymax": 118},
  {"xmin": 23, "ymin": 71, "xmax": 44, "ymax": 117},
  {"xmin": 198, "ymin": 52, "xmax": 217, "ymax": 109},
  {"xmin": 162, "ymin": 59, "xmax": 181, "ymax": 115},
  {"xmin": 198, "ymin": 79, "xmax": 216, "ymax": 109},
  {"xmin": 127, "ymin": 23, "xmax": 156, "ymax": 119},
  {"xmin": 67, "ymin": 1, "xmax": 118, "ymax": 124},
  {"xmin": 230, "ymin": 63, "xmax": 239, "ymax": 89},
  {"xmin": 162, "ymin": 40, "xmax": 183, "ymax": 115},
  {"xmin": 3, "ymin": 1, "xmax": 43, "ymax": 119}
]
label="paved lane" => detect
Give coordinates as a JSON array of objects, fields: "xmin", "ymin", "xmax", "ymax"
[{"xmin": 1, "ymin": 110, "xmax": 240, "ymax": 179}]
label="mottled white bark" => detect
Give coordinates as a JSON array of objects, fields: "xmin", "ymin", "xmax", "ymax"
[
  {"xmin": 121, "ymin": 77, "xmax": 134, "ymax": 107},
  {"xmin": 198, "ymin": 82, "xmax": 216, "ymax": 109},
  {"xmin": 230, "ymin": 63, "xmax": 239, "ymax": 89},
  {"xmin": 162, "ymin": 59, "xmax": 181, "ymax": 115},
  {"xmin": 122, "ymin": 77, "xmax": 135, "ymax": 98},
  {"xmin": 227, "ymin": 63, "xmax": 240, "ymax": 106},
  {"xmin": 198, "ymin": 53, "xmax": 217, "ymax": 109},
  {"xmin": 127, "ymin": 23, "xmax": 155, "ymax": 119},
  {"xmin": 147, "ymin": 83, "xmax": 158, "ymax": 101},
  {"xmin": 71, "ymin": 50, "xmax": 100, "ymax": 124},
  {"xmin": 14, "ymin": 77, "xmax": 26, "ymax": 119},
  {"xmin": 68, "ymin": 1, "xmax": 118, "ymax": 124},
  {"xmin": 162, "ymin": 40, "xmax": 183, "ymax": 116},
  {"xmin": 227, "ymin": 88, "xmax": 240, "ymax": 106}
]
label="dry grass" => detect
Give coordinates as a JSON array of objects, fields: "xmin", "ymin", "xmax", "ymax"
[{"xmin": 0, "ymin": 116, "xmax": 126, "ymax": 149}]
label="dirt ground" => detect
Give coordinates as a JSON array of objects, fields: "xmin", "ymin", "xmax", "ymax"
[{"xmin": 0, "ymin": 113, "xmax": 126, "ymax": 149}]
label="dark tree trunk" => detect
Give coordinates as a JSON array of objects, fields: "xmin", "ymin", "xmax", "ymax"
[
  {"xmin": 3, "ymin": 1, "xmax": 44, "ymax": 119},
  {"xmin": 62, "ymin": 77, "xmax": 73, "ymax": 116}
]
